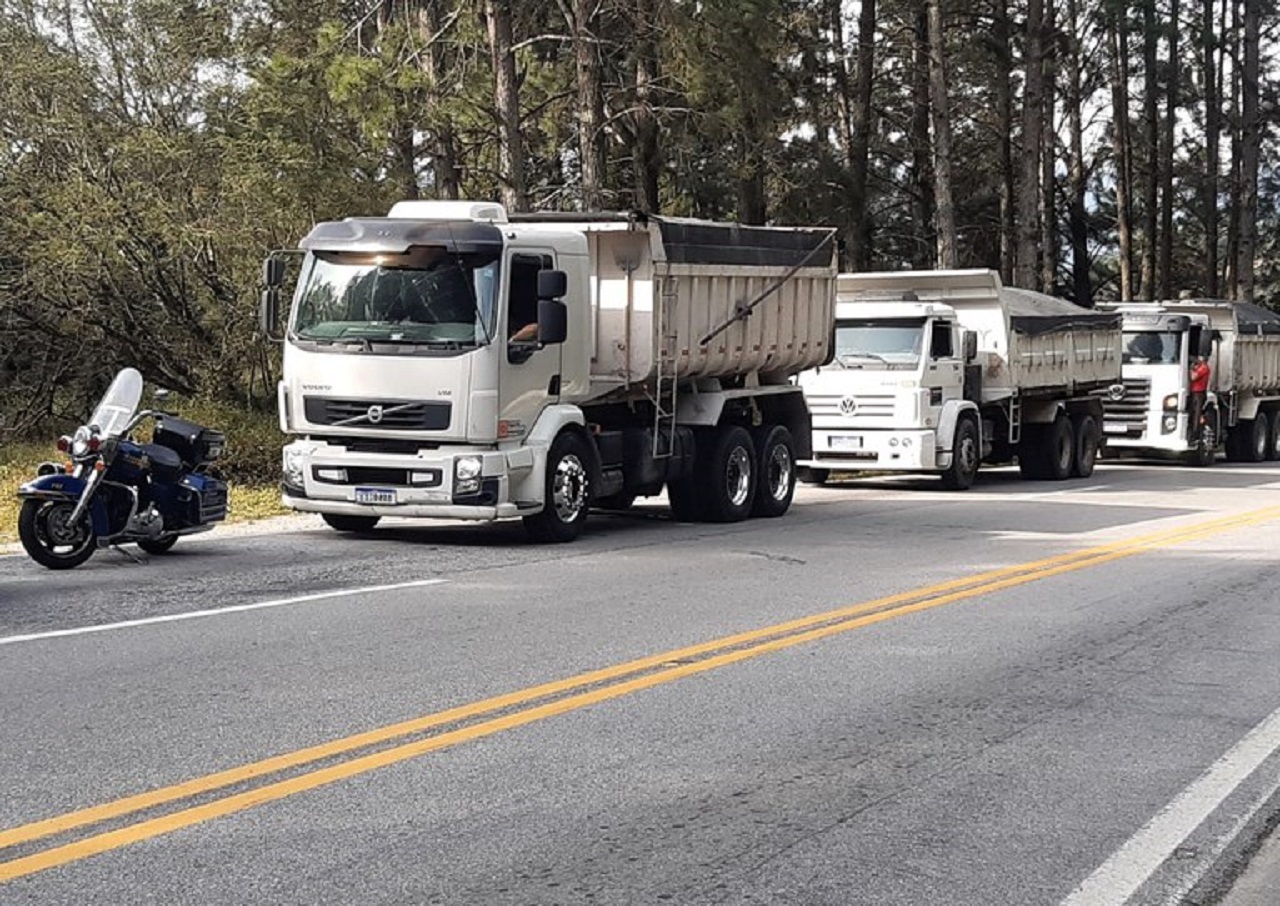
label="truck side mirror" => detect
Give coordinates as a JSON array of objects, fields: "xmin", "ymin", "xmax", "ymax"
[
  {"xmin": 262, "ymin": 257, "xmax": 286, "ymax": 288},
  {"xmin": 260, "ymin": 288, "xmax": 282, "ymax": 341},
  {"xmin": 537, "ymin": 269, "xmax": 567, "ymax": 300},
  {"xmin": 537, "ymin": 299, "xmax": 568, "ymax": 345},
  {"xmin": 962, "ymin": 330, "xmax": 978, "ymax": 362}
]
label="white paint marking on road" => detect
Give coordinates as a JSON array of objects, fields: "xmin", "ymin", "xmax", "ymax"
[
  {"xmin": 0, "ymin": 579, "xmax": 449, "ymax": 647},
  {"xmin": 1060, "ymin": 703, "xmax": 1280, "ymax": 906}
]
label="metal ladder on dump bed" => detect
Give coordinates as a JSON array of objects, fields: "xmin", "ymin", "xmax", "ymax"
[{"xmin": 649, "ymin": 276, "xmax": 680, "ymax": 458}]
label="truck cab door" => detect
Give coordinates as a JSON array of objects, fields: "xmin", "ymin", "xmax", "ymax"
[
  {"xmin": 497, "ymin": 251, "xmax": 562, "ymax": 442},
  {"xmin": 925, "ymin": 320, "xmax": 964, "ymax": 413}
]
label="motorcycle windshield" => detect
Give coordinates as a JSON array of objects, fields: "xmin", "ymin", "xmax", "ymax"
[{"xmin": 90, "ymin": 368, "xmax": 144, "ymax": 438}]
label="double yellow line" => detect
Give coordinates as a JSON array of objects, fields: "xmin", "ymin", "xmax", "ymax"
[{"xmin": 3, "ymin": 505, "xmax": 1279, "ymax": 883}]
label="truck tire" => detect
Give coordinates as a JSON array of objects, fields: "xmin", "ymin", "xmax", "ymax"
[
  {"xmin": 751, "ymin": 425, "xmax": 796, "ymax": 517},
  {"xmin": 322, "ymin": 514, "xmax": 381, "ymax": 533},
  {"xmin": 1019, "ymin": 415, "xmax": 1074, "ymax": 481},
  {"xmin": 940, "ymin": 417, "xmax": 980, "ymax": 490},
  {"xmin": 1269, "ymin": 411, "xmax": 1280, "ymax": 461},
  {"xmin": 1071, "ymin": 413, "xmax": 1100, "ymax": 479},
  {"xmin": 796, "ymin": 466, "xmax": 830, "ymax": 486},
  {"xmin": 1246, "ymin": 414, "xmax": 1269, "ymax": 463},
  {"xmin": 698, "ymin": 425, "xmax": 757, "ymax": 523},
  {"xmin": 523, "ymin": 432, "xmax": 591, "ymax": 543}
]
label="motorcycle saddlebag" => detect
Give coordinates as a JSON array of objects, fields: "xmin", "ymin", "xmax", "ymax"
[
  {"xmin": 179, "ymin": 473, "xmax": 229, "ymax": 524},
  {"xmin": 153, "ymin": 417, "xmax": 226, "ymax": 465}
]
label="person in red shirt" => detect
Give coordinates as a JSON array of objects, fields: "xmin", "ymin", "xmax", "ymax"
[{"xmin": 1189, "ymin": 356, "xmax": 1211, "ymax": 440}]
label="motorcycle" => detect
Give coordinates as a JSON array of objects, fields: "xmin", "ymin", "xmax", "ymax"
[{"xmin": 16, "ymin": 368, "xmax": 229, "ymax": 569}]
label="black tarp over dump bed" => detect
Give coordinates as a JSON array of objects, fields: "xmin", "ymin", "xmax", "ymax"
[{"xmin": 1003, "ymin": 288, "xmax": 1122, "ymax": 336}]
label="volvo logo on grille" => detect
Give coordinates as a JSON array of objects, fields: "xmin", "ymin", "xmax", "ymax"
[
  {"xmin": 839, "ymin": 396, "xmax": 859, "ymax": 417},
  {"xmin": 367, "ymin": 405, "xmax": 384, "ymax": 424},
  {"xmin": 1107, "ymin": 384, "xmax": 1127, "ymax": 401}
]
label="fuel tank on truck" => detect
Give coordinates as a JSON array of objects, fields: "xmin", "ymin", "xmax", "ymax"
[{"xmin": 511, "ymin": 213, "xmax": 837, "ymax": 399}]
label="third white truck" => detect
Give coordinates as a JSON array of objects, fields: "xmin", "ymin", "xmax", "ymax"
[
  {"xmin": 1099, "ymin": 300, "xmax": 1280, "ymax": 465},
  {"xmin": 797, "ymin": 269, "xmax": 1122, "ymax": 489}
]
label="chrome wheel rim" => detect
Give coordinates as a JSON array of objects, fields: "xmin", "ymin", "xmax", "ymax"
[
  {"xmin": 726, "ymin": 446, "xmax": 753, "ymax": 507},
  {"xmin": 766, "ymin": 443, "xmax": 793, "ymax": 502},
  {"xmin": 37, "ymin": 502, "xmax": 93, "ymax": 556},
  {"xmin": 552, "ymin": 454, "xmax": 588, "ymax": 522}
]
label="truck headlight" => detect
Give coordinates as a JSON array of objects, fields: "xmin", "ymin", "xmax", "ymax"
[
  {"xmin": 282, "ymin": 447, "xmax": 306, "ymax": 489},
  {"xmin": 1163, "ymin": 394, "xmax": 1179, "ymax": 411},
  {"xmin": 1162, "ymin": 415, "xmax": 1178, "ymax": 433},
  {"xmin": 454, "ymin": 455, "xmax": 483, "ymax": 495}
]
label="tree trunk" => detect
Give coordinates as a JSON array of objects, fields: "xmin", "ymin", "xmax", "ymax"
[
  {"xmin": 417, "ymin": 2, "xmax": 460, "ymax": 199},
  {"xmin": 1039, "ymin": 0, "xmax": 1058, "ymax": 293},
  {"xmin": 1224, "ymin": 0, "xmax": 1241, "ymax": 297},
  {"xmin": 562, "ymin": 0, "xmax": 606, "ymax": 210},
  {"xmin": 927, "ymin": 0, "xmax": 956, "ymax": 268},
  {"xmin": 1015, "ymin": 0, "xmax": 1044, "ymax": 289},
  {"xmin": 1139, "ymin": 0, "xmax": 1158, "ymax": 299},
  {"xmin": 631, "ymin": 0, "xmax": 661, "ymax": 212},
  {"xmin": 993, "ymin": 0, "xmax": 1015, "ymax": 282},
  {"xmin": 910, "ymin": 3, "xmax": 936, "ymax": 269},
  {"xmin": 485, "ymin": 0, "xmax": 528, "ymax": 211},
  {"xmin": 1237, "ymin": 0, "xmax": 1260, "ymax": 301},
  {"xmin": 1109, "ymin": 9, "xmax": 1134, "ymax": 301},
  {"xmin": 1201, "ymin": 0, "xmax": 1219, "ymax": 297},
  {"xmin": 1066, "ymin": 0, "xmax": 1091, "ymax": 306},
  {"xmin": 1158, "ymin": 0, "xmax": 1178, "ymax": 300},
  {"xmin": 847, "ymin": 0, "xmax": 876, "ymax": 270}
]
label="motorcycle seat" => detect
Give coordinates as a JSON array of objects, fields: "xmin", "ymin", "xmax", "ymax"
[{"xmin": 142, "ymin": 442, "xmax": 185, "ymax": 479}]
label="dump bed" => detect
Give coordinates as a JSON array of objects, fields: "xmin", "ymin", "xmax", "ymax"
[
  {"xmin": 513, "ymin": 214, "xmax": 837, "ymax": 392},
  {"xmin": 836, "ymin": 270, "xmax": 1122, "ymax": 402},
  {"xmin": 1149, "ymin": 300, "xmax": 1280, "ymax": 394}
]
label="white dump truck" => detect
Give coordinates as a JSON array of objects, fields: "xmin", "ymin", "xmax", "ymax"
[
  {"xmin": 1099, "ymin": 300, "xmax": 1280, "ymax": 465},
  {"xmin": 796, "ymin": 269, "xmax": 1122, "ymax": 489},
  {"xmin": 259, "ymin": 201, "xmax": 836, "ymax": 541}
]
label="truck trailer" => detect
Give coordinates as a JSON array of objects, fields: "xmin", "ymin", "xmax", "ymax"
[
  {"xmin": 260, "ymin": 201, "xmax": 836, "ymax": 542},
  {"xmin": 796, "ymin": 269, "xmax": 1122, "ymax": 489},
  {"xmin": 1099, "ymin": 300, "xmax": 1280, "ymax": 465}
]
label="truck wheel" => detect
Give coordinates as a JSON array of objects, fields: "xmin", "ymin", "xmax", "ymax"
[
  {"xmin": 698, "ymin": 425, "xmax": 757, "ymax": 523},
  {"xmin": 1071, "ymin": 413, "xmax": 1100, "ymax": 479},
  {"xmin": 1019, "ymin": 415, "xmax": 1074, "ymax": 481},
  {"xmin": 1246, "ymin": 414, "xmax": 1269, "ymax": 463},
  {"xmin": 751, "ymin": 425, "xmax": 796, "ymax": 517},
  {"xmin": 1268, "ymin": 412, "xmax": 1280, "ymax": 461},
  {"xmin": 322, "ymin": 514, "xmax": 381, "ymax": 533},
  {"xmin": 940, "ymin": 417, "xmax": 980, "ymax": 490},
  {"xmin": 796, "ymin": 466, "xmax": 830, "ymax": 486},
  {"xmin": 523, "ymin": 432, "xmax": 592, "ymax": 543}
]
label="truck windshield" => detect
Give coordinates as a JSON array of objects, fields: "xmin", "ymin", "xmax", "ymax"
[
  {"xmin": 291, "ymin": 247, "xmax": 500, "ymax": 348},
  {"xmin": 1122, "ymin": 330, "xmax": 1181, "ymax": 365},
  {"xmin": 834, "ymin": 319, "xmax": 924, "ymax": 370}
]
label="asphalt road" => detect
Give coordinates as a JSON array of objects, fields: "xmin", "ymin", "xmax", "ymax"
[{"xmin": 3, "ymin": 462, "xmax": 1280, "ymax": 905}]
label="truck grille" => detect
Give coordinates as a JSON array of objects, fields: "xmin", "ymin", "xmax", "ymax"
[
  {"xmin": 807, "ymin": 393, "xmax": 896, "ymax": 419},
  {"xmin": 1101, "ymin": 378, "xmax": 1151, "ymax": 418},
  {"xmin": 1101, "ymin": 377, "xmax": 1151, "ymax": 436},
  {"xmin": 304, "ymin": 398, "xmax": 451, "ymax": 431},
  {"xmin": 312, "ymin": 466, "xmax": 442, "ymax": 488}
]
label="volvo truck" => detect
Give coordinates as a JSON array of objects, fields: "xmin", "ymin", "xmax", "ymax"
[{"xmin": 260, "ymin": 201, "xmax": 836, "ymax": 541}]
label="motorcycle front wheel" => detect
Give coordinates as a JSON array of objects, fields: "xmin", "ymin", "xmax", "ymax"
[{"xmin": 18, "ymin": 499, "xmax": 98, "ymax": 570}]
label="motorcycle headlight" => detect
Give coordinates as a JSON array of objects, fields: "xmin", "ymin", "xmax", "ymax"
[
  {"xmin": 71, "ymin": 426, "xmax": 92, "ymax": 457},
  {"xmin": 454, "ymin": 455, "xmax": 483, "ymax": 495}
]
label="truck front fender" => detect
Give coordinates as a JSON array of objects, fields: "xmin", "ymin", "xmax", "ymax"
[
  {"xmin": 936, "ymin": 400, "xmax": 980, "ymax": 451},
  {"xmin": 509, "ymin": 405, "xmax": 589, "ymax": 507}
]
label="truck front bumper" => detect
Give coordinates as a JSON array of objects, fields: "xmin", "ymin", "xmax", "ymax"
[
  {"xmin": 801, "ymin": 429, "xmax": 940, "ymax": 472},
  {"xmin": 279, "ymin": 439, "xmax": 536, "ymax": 522}
]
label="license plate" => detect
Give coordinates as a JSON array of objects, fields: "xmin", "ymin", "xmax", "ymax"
[
  {"xmin": 354, "ymin": 487, "xmax": 397, "ymax": 505},
  {"xmin": 829, "ymin": 435, "xmax": 863, "ymax": 450}
]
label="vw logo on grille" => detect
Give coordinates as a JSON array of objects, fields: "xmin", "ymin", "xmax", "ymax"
[
  {"xmin": 838, "ymin": 396, "xmax": 858, "ymax": 417},
  {"xmin": 367, "ymin": 405, "xmax": 384, "ymax": 424},
  {"xmin": 1107, "ymin": 384, "xmax": 1127, "ymax": 401}
]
